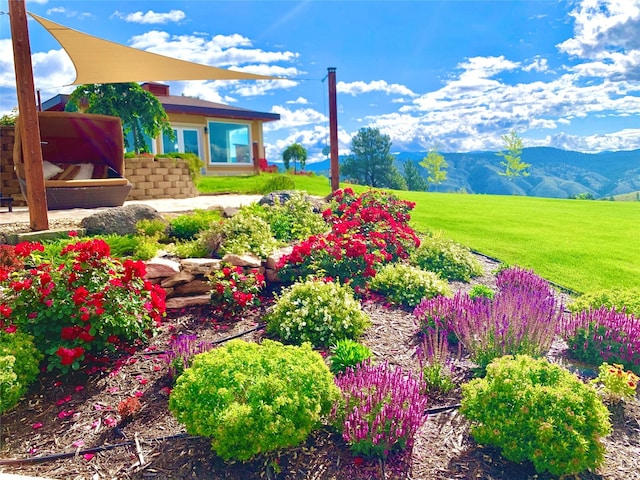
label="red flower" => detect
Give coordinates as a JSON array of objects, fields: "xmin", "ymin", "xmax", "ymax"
[{"xmin": 0, "ymin": 304, "xmax": 12, "ymax": 318}]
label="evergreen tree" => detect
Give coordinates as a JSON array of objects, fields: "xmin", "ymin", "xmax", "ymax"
[
  {"xmin": 341, "ymin": 127, "xmax": 404, "ymax": 189},
  {"xmin": 403, "ymin": 159, "xmax": 428, "ymax": 191}
]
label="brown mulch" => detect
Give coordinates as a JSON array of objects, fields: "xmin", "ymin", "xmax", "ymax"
[{"xmin": 1, "ymin": 255, "xmax": 639, "ymax": 480}]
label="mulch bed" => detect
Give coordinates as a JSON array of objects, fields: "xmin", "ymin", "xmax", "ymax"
[{"xmin": 1, "ymin": 255, "xmax": 639, "ymax": 480}]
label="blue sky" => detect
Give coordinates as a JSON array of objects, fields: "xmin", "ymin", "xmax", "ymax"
[{"xmin": 1, "ymin": 0, "xmax": 639, "ymax": 164}]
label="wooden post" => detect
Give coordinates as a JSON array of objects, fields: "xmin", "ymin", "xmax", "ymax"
[
  {"xmin": 328, "ymin": 67, "xmax": 339, "ymax": 192},
  {"xmin": 9, "ymin": 0, "xmax": 49, "ymax": 230}
]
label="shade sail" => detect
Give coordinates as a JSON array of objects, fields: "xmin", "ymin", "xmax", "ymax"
[{"xmin": 29, "ymin": 12, "xmax": 278, "ymax": 85}]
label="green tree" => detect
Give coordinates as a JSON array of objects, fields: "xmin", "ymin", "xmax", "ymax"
[
  {"xmin": 0, "ymin": 107, "xmax": 18, "ymax": 126},
  {"xmin": 340, "ymin": 127, "xmax": 405, "ymax": 189},
  {"xmin": 282, "ymin": 143, "xmax": 307, "ymax": 173},
  {"xmin": 496, "ymin": 131, "xmax": 530, "ymax": 181},
  {"xmin": 420, "ymin": 147, "xmax": 448, "ymax": 191},
  {"xmin": 66, "ymin": 83, "xmax": 173, "ymax": 154},
  {"xmin": 402, "ymin": 159, "xmax": 428, "ymax": 191}
]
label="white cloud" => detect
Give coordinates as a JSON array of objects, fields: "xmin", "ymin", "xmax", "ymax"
[
  {"xmin": 232, "ymin": 79, "xmax": 298, "ymax": 97},
  {"xmin": 557, "ymin": 0, "xmax": 640, "ymax": 81},
  {"xmin": 337, "ymin": 79, "xmax": 418, "ymax": 97},
  {"xmin": 266, "ymin": 105, "xmax": 327, "ymax": 130},
  {"xmin": 543, "ymin": 129, "xmax": 640, "ymax": 152},
  {"xmin": 46, "ymin": 7, "xmax": 66, "ymax": 15},
  {"xmin": 523, "ymin": 57, "xmax": 550, "ymax": 73},
  {"xmin": 286, "ymin": 97, "xmax": 309, "ymax": 105},
  {"xmin": 113, "ymin": 10, "xmax": 186, "ymax": 25},
  {"xmin": 128, "ymin": 31, "xmax": 297, "ymax": 68}
]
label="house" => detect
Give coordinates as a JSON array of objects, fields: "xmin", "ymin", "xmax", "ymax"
[{"xmin": 41, "ymin": 82, "xmax": 280, "ymax": 176}]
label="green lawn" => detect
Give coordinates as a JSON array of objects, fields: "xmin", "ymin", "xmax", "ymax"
[{"xmin": 198, "ymin": 174, "xmax": 640, "ymax": 293}]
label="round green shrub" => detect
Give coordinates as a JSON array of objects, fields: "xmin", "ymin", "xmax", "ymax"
[
  {"xmin": 461, "ymin": 355, "xmax": 611, "ymax": 476},
  {"xmin": 468, "ymin": 284, "xmax": 495, "ymax": 300},
  {"xmin": 569, "ymin": 287, "xmax": 640, "ymax": 316},
  {"xmin": 219, "ymin": 212, "xmax": 278, "ymax": 259},
  {"xmin": 259, "ymin": 174, "xmax": 295, "ymax": 194},
  {"xmin": 266, "ymin": 279, "xmax": 371, "ymax": 348},
  {"xmin": 368, "ymin": 262, "xmax": 451, "ymax": 307},
  {"xmin": 168, "ymin": 339, "xmax": 339, "ymax": 461},
  {"xmin": 329, "ymin": 339, "xmax": 372, "ymax": 374},
  {"xmin": 411, "ymin": 232, "xmax": 482, "ymax": 282},
  {"xmin": 0, "ymin": 331, "xmax": 43, "ymax": 413}
]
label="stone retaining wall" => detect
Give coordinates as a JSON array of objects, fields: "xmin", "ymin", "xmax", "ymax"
[
  {"xmin": 145, "ymin": 246, "xmax": 292, "ymax": 309},
  {"xmin": 0, "ymin": 126, "xmax": 198, "ymax": 205}
]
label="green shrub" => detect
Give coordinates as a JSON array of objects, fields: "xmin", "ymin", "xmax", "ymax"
[
  {"xmin": 329, "ymin": 339, "xmax": 372, "ymax": 374},
  {"xmin": 136, "ymin": 218, "xmax": 168, "ymax": 239},
  {"xmin": 242, "ymin": 193, "xmax": 327, "ymax": 243},
  {"xmin": 266, "ymin": 279, "xmax": 371, "ymax": 348},
  {"xmin": 169, "ymin": 339, "xmax": 339, "ymax": 461},
  {"xmin": 172, "ymin": 239, "xmax": 209, "ymax": 259},
  {"xmin": 99, "ymin": 234, "xmax": 141, "ymax": 258},
  {"xmin": 169, "ymin": 209, "xmax": 221, "ymax": 241},
  {"xmin": 411, "ymin": 232, "xmax": 482, "ymax": 282},
  {"xmin": 218, "ymin": 212, "xmax": 278, "ymax": 259},
  {"xmin": 368, "ymin": 263, "xmax": 451, "ymax": 307},
  {"xmin": 569, "ymin": 288, "xmax": 640, "ymax": 316},
  {"xmin": 259, "ymin": 174, "xmax": 295, "ymax": 194},
  {"xmin": 468, "ymin": 284, "xmax": 495, "ymax": 300},
  {"xmin": 0, "ymin": 331, "xmax": 43, "ymax": 413},
  {"xmin": 461, "ymin": 355, "xmax": 611, "ymax": 476},
  {"xmin": 132, "ymin": 236, "xmax": 160, "ymax": 261}
]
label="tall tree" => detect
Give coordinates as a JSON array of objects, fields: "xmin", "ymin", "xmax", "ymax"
[
  {"xmin": 420, "ymin": 147, "xmax": 448, "ymax": 191},
  {"xmin": 282, "ymin": 143, "xmax": 307, "ymax": 173},
  {"xmin": 340, "ymin": 127, "xmax": 404, "ymax": 189},
  {"xmin": 403, "ymin": 159, "xmax": 429, "ymax": 191},
  {"xmin": 66, "ymin": 82, "xmax": 173, "ymax": 154},
  {"xmin": 496, "ymin": 131, "xmax": 530, "ymax": 181}
]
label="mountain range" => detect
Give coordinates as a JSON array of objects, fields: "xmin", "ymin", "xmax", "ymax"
[{"xmin": 298, "ymin": 147, "xmax": 640, "ymax": 199}]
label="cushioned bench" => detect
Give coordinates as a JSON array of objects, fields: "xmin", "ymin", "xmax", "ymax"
[{"xmin": 14, "ymin": 111, "xmax": 133, "ymax": 210}]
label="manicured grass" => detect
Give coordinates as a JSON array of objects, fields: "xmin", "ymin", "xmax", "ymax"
[
  {"xmin": 404, "ymin": 192, "xmax": 640, "ymax": 294},
  {"xmin": 196, "ymin": 174, "xmax": 640, "ymax": 293},
  {"xmin": 197, "ymin": 173, "xmax": 335, "ymax": 196}
]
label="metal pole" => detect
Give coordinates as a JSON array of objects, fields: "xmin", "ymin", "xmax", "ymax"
[
  {"xmin": 9, "ymin": 0, "xmax": 49, "ymax": 230},
  {"xmin": 327, "ymin": 67, "xmax": 339, "ymax": 192}
]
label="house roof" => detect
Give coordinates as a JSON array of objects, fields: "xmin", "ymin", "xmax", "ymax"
[{"xmin": 41, "ymin": 90, "xmax": 280, "ymax": 123}]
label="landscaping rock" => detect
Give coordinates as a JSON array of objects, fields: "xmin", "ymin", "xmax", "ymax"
[
  {"xmin": 145, "ymin": 258, "xmax": 181, "ymax": 278},
  {"xmin": 172, "ymin": 279, "xmax": 212, "ymax": 296},
  {"xmin": 265, "ymin": 246, "xmax": 293, "ymax": 270},
  {"xmin": 181, "ymin": 258, "xmax": 222, "ymax": 275},
  {"xmin": 80, "ymin": 204, "xmax": 166, "ymax": 236},
  {"xmin": 160, "ymin": 271, "xmax": 196, "ymax": 288},
  {"xmin": 222, "ymin": 253, "xmax": 262, "ymax": 268},
  {"xmin": 165, "ymin": 294, "xmax": 211, "ymax": 309}
]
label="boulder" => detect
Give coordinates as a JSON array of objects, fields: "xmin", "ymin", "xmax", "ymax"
[
  {"xmin": 81, "ymin": 204, "xmax": 166, "ymax": 236},
  {"xmin": 181, "ymin": 258, "xmax": 222, "ymax": 275},
  {"xmin": 160, "ymin": 271, "xmax": 196, "ymax": 288},
  {"xmin": 222, "ymin": 253, "xmax": 262, "ymax": 268}
]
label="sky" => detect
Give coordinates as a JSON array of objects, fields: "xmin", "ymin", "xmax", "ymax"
[{"xmin": 1, "ymin": 0, "xmax": 639, "ymax": 164}]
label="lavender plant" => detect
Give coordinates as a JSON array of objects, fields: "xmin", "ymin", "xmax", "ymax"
[
  {"xmin": 417, "ymin": 320, "xmax": 456, "ymax": 395},
  {"xmin": 561, "ymin": 306, "xmax": 640, "ymax": 375},
  {"xmin": 331, "ymin": 361, "xmax": 428, "ymax": 458},
  {"xmin": 163, "ymin": 334, "xmax": 214, "ymax": 380},
  {"xmin": 414, "ymin": 267, "xmax": 563, "ymax": 370}
]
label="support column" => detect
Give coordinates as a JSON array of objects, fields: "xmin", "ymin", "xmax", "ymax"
[
  {"xmin": 9, "ymin": 0, "xmax": 49, "ymax": 230},
  {"xmin": 327, "ymin": 67, "xmax": 339, "ymax": 193}
]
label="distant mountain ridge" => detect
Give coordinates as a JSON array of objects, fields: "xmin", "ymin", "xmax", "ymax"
[{"xmin": 301, "ymin": 147, "xmax": 640, "ymax": 199}]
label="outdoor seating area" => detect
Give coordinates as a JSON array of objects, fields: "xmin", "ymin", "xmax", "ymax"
[{"xmin": 13, "ymin": 111, "xmax": 132, "ymax": 210}]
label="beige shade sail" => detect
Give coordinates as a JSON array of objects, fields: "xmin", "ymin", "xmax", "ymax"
[{"xmin": 29, "ymin": 12, "xmax": 278, "ymax": 85}]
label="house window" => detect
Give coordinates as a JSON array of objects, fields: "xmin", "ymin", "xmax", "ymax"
[
  {"xmin": 162, "ymin": 127, "xmax": 202, "ymax": 158},
  {"xmin": 207, "ymin": 121, "xmax": 251, "ymax": 164},
  {"xmin": 124, "ymin": 129, "xmax": 155, "ymax": 154}
]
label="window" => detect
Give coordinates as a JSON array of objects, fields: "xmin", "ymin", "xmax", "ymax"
[
  {"xmin": 207, "ymin": 121, "xmax": 251, "ymax": 164},
  {"xmin": 162, "ymin": 127, "xmax": 202, "ymax": 159}
]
